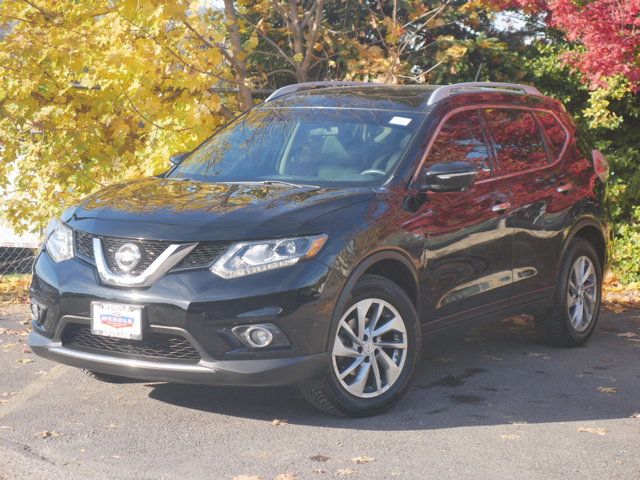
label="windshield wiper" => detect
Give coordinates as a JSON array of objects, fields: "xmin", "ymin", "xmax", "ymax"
[{"xmin": 220, "ymin": 180, "xmax": 319, "ymax": 189}]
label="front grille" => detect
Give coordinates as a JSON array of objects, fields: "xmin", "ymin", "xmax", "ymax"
[
  {"xmin": 73, "ymin": 230, "xmax": 230, "ymax": 272},
  {"xmin": 75, "ymin": 230, "xmax": 94, "ymax": 260},
  {"xmin": 61, "ymin": 323, "xmax": 201, "ymax": 362},
  {"xmin": 174, "ymin": 242, "xmax": 229, "ymax": 269},
  {"xmin": 103, "ymin": 237, "xmax": 171, "ymax": 275}
]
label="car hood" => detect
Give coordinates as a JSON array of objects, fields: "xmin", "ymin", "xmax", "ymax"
[{"xmin": 66, "ymin": 177, "xmax": 374, "ymax": 241}]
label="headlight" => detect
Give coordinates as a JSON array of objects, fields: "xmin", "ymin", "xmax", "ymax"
[
  {"xmin": 45, "ymin": 219, "xmax": 74, "ymax": 262},
  {"xmin": 211, "ymin": 234, "xmax": 328, "ymax": 279}
]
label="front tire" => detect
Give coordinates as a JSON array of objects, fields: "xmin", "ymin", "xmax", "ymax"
[
  {"xmin": 300, "ymin": 274, "xmax": 421, "ymax": 417},
  {"xmin": 535, "ymin": 238, "xmax": 602, "ymax": 347}
]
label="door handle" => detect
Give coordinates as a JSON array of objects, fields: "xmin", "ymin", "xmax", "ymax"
[
  {"xmin": 557, "ymin": 183, "xmax": 573, "ymax": 194},
  {"xmin": 491, "ymin": 202, "xmax": 511, "ymax": 213}
]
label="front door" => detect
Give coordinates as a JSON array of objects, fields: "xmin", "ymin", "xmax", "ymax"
[{"xmin": 412, "ymin": 108, "xmax": 513, "ymax": 328}]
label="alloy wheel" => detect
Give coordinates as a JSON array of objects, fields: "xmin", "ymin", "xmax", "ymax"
[
  {"xmin": 331, "ymin": 298, "xmax": 408, "ymax": 398},
  {"xmin": 566, "ymin": 255, "xmax": 598, "ymax": 332}
]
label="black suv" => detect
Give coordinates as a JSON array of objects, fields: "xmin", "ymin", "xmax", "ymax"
[{"xmin": 29, "ymin": 81, "xmax": 609, "ymax": 416}]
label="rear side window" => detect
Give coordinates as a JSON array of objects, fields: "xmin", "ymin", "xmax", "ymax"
[
  {"xmin": 537, "ymin": 110, "xmax": 568, "ymax": 160},
  {"xmin": 484, "ymin": 108, "xmax": 549, "ymax": 174},
  {"xmin": 427, "ymin": 109, "xmax": 492, "ymax": 179}
]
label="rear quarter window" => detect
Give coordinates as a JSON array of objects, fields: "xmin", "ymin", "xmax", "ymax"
[
  {"xmin": 537, "ymin": 110, "xmax": 568, "ymax": 160},
  {"xmin": 484, "ymin": 108, "xmax": 549, "ymax": 174}
]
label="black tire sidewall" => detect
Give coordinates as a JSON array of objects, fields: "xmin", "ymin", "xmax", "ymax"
[{"xmin": 322, "ymin": 275, "xmax": 421, "ymax": 416}]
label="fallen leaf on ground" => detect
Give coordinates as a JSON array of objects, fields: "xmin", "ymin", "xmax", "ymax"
[
  {"xmin": 501, "ymin": 434, "xmax": 520, "ymax": 440},
  {"xmin": 578, "ymin": 427, "xmax": 607, "ymax": 436},
  {"xmin": 504, "ymin": 315, "xmax": 532, "ymax": 326},
  {"xmin": 597, "ymin": 386, "xmax": 617, "ymax": 394},
  {"xmin": 605, "ymin": 304, "xmax": 627, "ymax": 313},
  {"xmin": 275, "ymin": 473, "xmax": 297, "ymax": 480},
  {"xmin": 351, "ymin": 456, "xmax": 375, "ymax": 464},
  {"xmin": 37, "ymin": 430, "xmax": 62, "ymax": 439},
  {"xmin": 617, "ymin": 331, "xmax": 638, "ymax": 338},
  {"xmin": 22, "ymin": 345, "xmax": 32, "ymax": 353},
  {"xmin": 271, "ymin": 418, "xmax": 288, "ymax": 426},
  {"xmin": 335, "ymin": 469, "xmax": 355, "ymax": 476},
  {"xmin": 17, "ymin": 358, "xmax": 34, "ymax": 364},
  {"xmin": 310, "ymin": 454, "xmax": 330, "ymax": 462},
  {"xmin": 631, "ymin": 412, "xmax": 640, "ymax": 419}
]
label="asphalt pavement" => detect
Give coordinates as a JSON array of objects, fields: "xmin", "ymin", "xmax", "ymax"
[{"xmin": 1, "ymin": 303, "xmax": 639, "ymax": 480}]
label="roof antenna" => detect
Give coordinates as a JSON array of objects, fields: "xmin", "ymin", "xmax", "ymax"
[{"xmin": 474, "ymin": 62, "xmax": 484, "ymax": 82}]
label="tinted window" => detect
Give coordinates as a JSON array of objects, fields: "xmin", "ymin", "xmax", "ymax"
[
  {"xmin": 427, "ymin": 109, "xmax": 492, "ymax": 179},
  {"xmin": 485, "ymin": 108, "xmax": 549, "ymax": 174},
  {"xmin": 537, "ymin": 110, "xmax": 567, "ymax": 160}
]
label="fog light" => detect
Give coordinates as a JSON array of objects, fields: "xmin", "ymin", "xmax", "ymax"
[
  {"xmin": 231, "ymin": 323, "xmax": 288, "ymax": 350},
  {"xmin": 247, "ymin": 327, "xmax": 273, "ymax": 348},
  {"xmin": 30, "ymin": 301, "xmax": 47, "ymax": 326}
]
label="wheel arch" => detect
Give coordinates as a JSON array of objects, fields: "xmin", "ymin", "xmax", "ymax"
[
  {"xmin": 561, "ymin": 218, "xmax": 608, "ymax": 271},
  {"xmin": 324, "ymin": 249, "xmax": 420, "ymax": 352}
]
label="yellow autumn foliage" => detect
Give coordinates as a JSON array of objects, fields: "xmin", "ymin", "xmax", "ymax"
[{"xmin": 0, "ymin": 0, "xmax": 236, "ymax": 232}]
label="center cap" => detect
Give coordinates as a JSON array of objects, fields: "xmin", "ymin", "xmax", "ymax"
[
  {"xmin": 364, "ymin": 342, "xmax": 375, "ymax": 354},
  {"xmin": 114, "ymin": 243, "xmax": 142, "ymax": 272}
]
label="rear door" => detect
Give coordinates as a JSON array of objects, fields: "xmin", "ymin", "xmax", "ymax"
[
  {"xmin": 483, "ymin": 107, "xmax": 570, "ymax": 306},
  {"xmin": 413, "ymin": 108, "xmax": 514, "ymax": 327}
]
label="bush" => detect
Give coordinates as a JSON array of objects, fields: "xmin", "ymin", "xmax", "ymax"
[{"xmin": 610, "ymin": 223, "xmax": 640, "ymax": 284}]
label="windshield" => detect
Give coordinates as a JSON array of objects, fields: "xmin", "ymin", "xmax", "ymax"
[{"xmin": 170, "ymin": 107, "xmax": 424, "ymax": 186}]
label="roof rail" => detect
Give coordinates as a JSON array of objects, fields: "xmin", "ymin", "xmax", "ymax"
[
  {"xmin": 265, "ymin": 81, "xmax": 378, "ymax": 102},
  {"xmin": 427, "ymin": 82, "xmax": 541, "ymax": 105}
]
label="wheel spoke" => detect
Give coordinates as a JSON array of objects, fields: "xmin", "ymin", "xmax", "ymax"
[
  {"xmin": 368, "ymin": 302, "xmax": 383, "ymax": 335},
  {"xmin": 568, "ymin": 278, "xmax": 579, "ymax": 296},
  {"xmin": 583, "ymin": 294, "xmax": 593, "ymax": 320},
  {"xmin": 349, "ymin": 360, "xmax": 371, "ymax": 396},
  {"xmin": 372, "ymin": 315, "xmax": 406, "ymax": 338},
  {"xmin": 340, "ymin": 321, "xmax": 360, "ymax": 345},
  {"xmin": 377, "ymin": 349, "xmax": 401, "ymax": 386},
  {"xmin": 582, "ymin": 262, "xmax": 594, "ymax": 285},
  {"xmin": 371, "ymin": 355, "xmax": 383, "ymax": 393},
  {"xmin": 333, "ymin": 335, "xmax": 360, "ymax": 358},
  {"xmin": 356, "ymin": 300, "xmax": 372, "ymax": 341},
  {"xmin": 375, "ymin": 339, "xmax": 407, "ymax": 350},
  {"xmin": 339, "ymin": 356, "xmax": 364, "ymax": 379}
]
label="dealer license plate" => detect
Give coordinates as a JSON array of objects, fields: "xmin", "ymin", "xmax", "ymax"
[{"xmin": 91, "ymin": 302, "xmax": 143, "ymax": 340}]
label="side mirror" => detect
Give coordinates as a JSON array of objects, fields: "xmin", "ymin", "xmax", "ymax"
[
  {"xmin": 170, "ymin": 152, "xmax": 189, "ymax": 166},
  {"xmin": 417, "ymin": 161, "xmax": 479, "ymax": 192}
]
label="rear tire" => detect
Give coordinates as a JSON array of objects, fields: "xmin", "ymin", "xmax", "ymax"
[
  {"xmin": 535, "ymin": 238, "xmax": 602, "ymax": 347},
  {"xmin": 300, "ymin": 274, "xmax": 421, "ymax": 417}
]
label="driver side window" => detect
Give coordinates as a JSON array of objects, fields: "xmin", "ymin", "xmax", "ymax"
[{"xmin": 427, "ymin": 109, "xmax": 492, "ymax": 180}]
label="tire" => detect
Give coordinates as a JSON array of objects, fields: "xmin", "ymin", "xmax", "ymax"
[
  {"xmin": 300, "ymin": 274, "xmax": 421, "ymax": 417},
  {"xmin": 83, "ymin": 369, "xmax": 136, "ymax": 384},
  {"xmin": 535, "ymin": 238, "xmax": 602, "ymax": 347}
]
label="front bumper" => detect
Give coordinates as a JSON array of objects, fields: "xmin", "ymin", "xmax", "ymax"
[
  {"xmin": 28, "ymin": 250, "xmax": 345, "ymax": 386},
  {"xmin": 28, "ymin": 326, "xmax": 330, "ymax": 386}
]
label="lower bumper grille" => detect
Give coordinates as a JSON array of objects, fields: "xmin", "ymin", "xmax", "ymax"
[{"xmin": 61, "ymin": 324, "xmax": 201, "ymax": 362}]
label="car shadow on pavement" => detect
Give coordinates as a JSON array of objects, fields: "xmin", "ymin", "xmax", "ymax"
[{"xmin": 147, "ymin": 309, "xmax": 640, "ymax": 430}]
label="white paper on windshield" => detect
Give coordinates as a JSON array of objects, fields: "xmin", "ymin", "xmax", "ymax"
[{"xmin": 389, "ymin": 116, "xmax": 412, "ymax": 126}]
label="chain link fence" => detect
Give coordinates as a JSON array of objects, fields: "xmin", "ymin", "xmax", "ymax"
[{"xmin": 0, "ymin": 222, "xmax": 39, "ymax": 277}]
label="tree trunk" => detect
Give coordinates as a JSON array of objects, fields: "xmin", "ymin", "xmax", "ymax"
[{"xmin": 223, "ymin": 0, "xmax": 254, "ymax": 110}]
